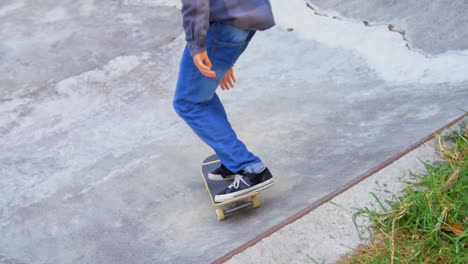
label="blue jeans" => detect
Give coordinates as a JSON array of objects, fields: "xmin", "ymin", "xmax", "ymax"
[{"xmin": 173, "ymin": 22, "xmax": 264, "ymax": 173}]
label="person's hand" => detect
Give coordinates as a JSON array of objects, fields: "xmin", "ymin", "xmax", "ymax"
[
  {"xmin": 220, "ymin": 67, "xmax": 236, "ymax": 91},
  {"xmin": 192, "ymin": 51, "xmax": 216, "ymax": 78}
]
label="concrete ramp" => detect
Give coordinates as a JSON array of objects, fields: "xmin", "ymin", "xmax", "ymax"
[{"xmin": 0, "ymin": 0, "xmax": 467, "ymax": 263}]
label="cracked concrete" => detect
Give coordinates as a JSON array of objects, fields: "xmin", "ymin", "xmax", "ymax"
[
  {"xmin": 0, "ymin": 0, "xmax": 467, "ymax": 263},
  {"xmin": 311, "ymin": 0, "xmax": 468, "ymax": 54}
]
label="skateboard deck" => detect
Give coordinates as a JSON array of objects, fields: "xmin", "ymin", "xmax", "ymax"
[{"xmin": 201, "ymin": 154, "xmax": 274, "ymax": 221}]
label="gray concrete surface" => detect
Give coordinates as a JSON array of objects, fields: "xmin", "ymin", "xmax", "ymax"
[
  {"xmin": 0, "ymin": 0, "xmax": 467, "ymax": 263},
  {"xmin": 227, "ymin": 119, "xmax": 466, "ymax": 264}
]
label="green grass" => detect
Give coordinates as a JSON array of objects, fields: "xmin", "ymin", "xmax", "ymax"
[{"xmin": 338, "ymin": 122, "xmax": 468, "ymax": 264}]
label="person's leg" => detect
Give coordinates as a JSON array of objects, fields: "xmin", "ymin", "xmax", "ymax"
[{"xmin": 173, "ymin": 23, "xmax": 263, "ymax": 174}]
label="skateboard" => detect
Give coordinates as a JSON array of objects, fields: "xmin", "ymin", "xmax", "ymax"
[{"xmin": 201, "ymin": 154, "xmax": 274, "ymax": 221}]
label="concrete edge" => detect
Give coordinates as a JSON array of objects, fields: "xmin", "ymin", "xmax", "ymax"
[{"xmin": 213, "ymin": 113, "xmax": 467, "ymax": 264}]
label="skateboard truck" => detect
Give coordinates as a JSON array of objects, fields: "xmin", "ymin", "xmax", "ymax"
[{"xmin": 214, "ymin": 193, "xmax": 261, "ymax": 221}]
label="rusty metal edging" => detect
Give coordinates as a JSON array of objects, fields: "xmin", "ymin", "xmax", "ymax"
[{"xmin": 213, "ymin": 113, "xmax": 467, "ymax": 264}]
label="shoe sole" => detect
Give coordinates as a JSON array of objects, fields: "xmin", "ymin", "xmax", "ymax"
[
  {"xmin": 214, "ymin": 179, "xmax": 274, "ymax": 203},
  {"xmin": 207, "ymin": 173, "xmax": 236, "ymax": 181}
]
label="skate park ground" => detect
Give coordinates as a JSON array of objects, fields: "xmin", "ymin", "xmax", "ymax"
[{"xmin": 1, "ymin": 0, "xmax": 467, "ymax": 263}]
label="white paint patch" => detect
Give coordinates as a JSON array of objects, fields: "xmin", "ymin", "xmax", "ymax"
[
  {"xmin": 76, "ymin": 155, "xmax": 154, "ymax": 197},
  {"xmin": 0, "ymin": 99, "xmax": 26, "ymax": 129},
  {"xmin": 40, "ymin": 6, "xmax": 67, "ymax": 23},
  {"xmin": 0, "ymin": 98, "xmax": 24, "ymax": 114},
  {"xmin": 122, "ymin": 0, "xmax": 181, "ymax": 9},
  {"xmin": 116, "ymin": 13, "xmax": 143, "ymax": 25},
  {"xmin": 0, "ymin": 2, "xmax": 24, "ymax": 17},
  {"xmin": 405, "ymin": 105, "xmax": 441, "ymax": 120},
  {"xmin": 79, "ymin": 0, "xmax": 97, "ymax": 16},
  {"xmin": 16, "ymin": 54, "xmax": 149, "ymax": 131},
  {"xmin": 271, "ymin": 0, "xmax": 468, "ymax": 84},
  {"xmin": 56, "ymin": 54, "xmax": 148, "ymax": 94}
]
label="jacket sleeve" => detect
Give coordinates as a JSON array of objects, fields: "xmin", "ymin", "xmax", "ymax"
[{"xmin": 181, "ymin": 0, "xmax": 210, "ymax": 56}]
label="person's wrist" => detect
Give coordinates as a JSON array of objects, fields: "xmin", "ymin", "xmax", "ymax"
[
  {"xmin": 192, "ymin": 50, "xmax": 206, "ymax": 58},
  {"xmin": 187, "ymin": 40, "xmax": 205, "ymax": 57}
]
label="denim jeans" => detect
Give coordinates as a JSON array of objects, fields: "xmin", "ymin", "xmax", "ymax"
[{"xmin": 173, "ymin": 22, "xmax": 264, "ymax": 173}]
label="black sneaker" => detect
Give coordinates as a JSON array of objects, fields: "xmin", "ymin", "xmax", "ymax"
[
  {"xmin": 214, "ymin": 168, "xmax": 274, "ymax": 202},
  {"xmin": 208, "ymin": 164, "xmax": 236, "ymax": 181}
]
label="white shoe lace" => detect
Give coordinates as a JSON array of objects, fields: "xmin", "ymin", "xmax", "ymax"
[{"xmin": 228, "ymin": 174, "xmax": 250, "ymax": 190}]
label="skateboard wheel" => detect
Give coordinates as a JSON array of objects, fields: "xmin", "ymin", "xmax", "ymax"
[
  {"xmin": 215, "ymin": 208, "xmax": 225, "ymax": 221},
  {"xmin": 251, "ymin": 195, "xmax": 260, "ymax": 208}
]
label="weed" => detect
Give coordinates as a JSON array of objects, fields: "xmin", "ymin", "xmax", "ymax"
[{"xmin": 338, "ymin": 122, "xmax": 467, "ymax": 264}]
